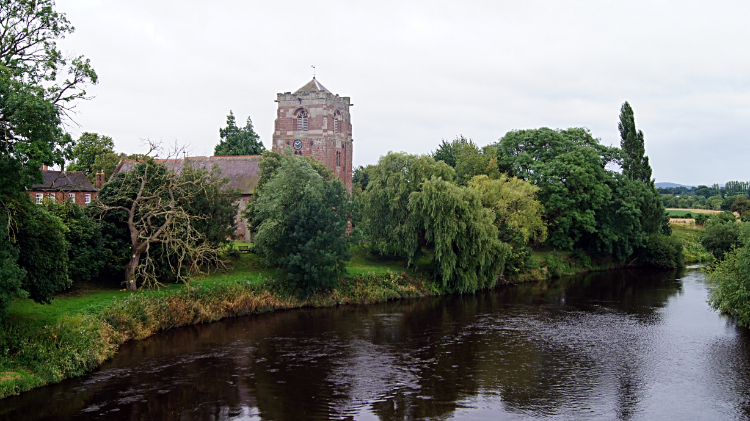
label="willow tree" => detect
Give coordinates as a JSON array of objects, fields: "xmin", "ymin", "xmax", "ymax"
[
  {"xmin": 95, "ymin": 155, "xmax": 236, "ymax": 290},
  {"xmin": 362, "ymin": 152, "xmax": 508, "ymax": 292},
  {"xmin": 467, "ymin": 174, "xmax": 547, "ymax": 246}
]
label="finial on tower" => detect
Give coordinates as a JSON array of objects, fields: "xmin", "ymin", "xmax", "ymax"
[{"xmin": 311, "ymin": 65, "xmax": 316, "ymax": 79}]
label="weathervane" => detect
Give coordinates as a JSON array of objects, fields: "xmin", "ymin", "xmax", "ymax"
[{"xmin": 311, "ymin": 65, "xmax": 316, "ymax": 79}]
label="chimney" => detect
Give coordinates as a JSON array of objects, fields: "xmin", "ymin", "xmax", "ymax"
[
  {"xmin": 96, "ymin": 170, "xmax": 105, "ymax": 189},
  {"xmin": 40, "ymin": 165, "xmax": 48, "ymax": 171}
]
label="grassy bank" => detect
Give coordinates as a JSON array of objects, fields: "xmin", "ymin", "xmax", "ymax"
[{"xmin": 0, "ymin": 249, "xmax": 438, "ymax": 399}]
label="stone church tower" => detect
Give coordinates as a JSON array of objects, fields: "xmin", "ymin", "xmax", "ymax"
[{"xmin": 272, "ymin": 78, "xmax": 353, "ymax": 193}]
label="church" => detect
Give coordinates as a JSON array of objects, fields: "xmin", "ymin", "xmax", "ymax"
[
  {"xmin": 272, "ymin": 77, "xmax": 353, "ymax": 192},
  {"xmin": 113, "ymin": 78, "xmax": 353, "ymax": 241}
]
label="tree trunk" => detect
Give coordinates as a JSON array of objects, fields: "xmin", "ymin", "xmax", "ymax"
[{"xmin": 125, "ymin": 252, "xmax": 141, "ymax": 291}]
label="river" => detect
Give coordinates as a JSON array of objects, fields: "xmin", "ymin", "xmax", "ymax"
[{"xmin": 2, "ymin": 267, "xmax": 750, "ymax": 420}]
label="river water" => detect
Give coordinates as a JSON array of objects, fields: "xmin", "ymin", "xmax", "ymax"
[{"xmin": 3, "ymin": 268, "xmax": 750, "ymax": 420}]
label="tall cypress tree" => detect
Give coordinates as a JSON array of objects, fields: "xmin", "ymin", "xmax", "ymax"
[{"xmin": 618, "ymin": 102, "xmax": 652, "ymax": 183}]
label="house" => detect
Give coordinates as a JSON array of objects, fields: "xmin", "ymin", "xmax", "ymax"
[
  {"xmin": 28, "ymin": 166, "xmax": 101, "ymax": 205},
  {"xmin": 113, "ymin": 155, "xmax": 261, "ymax": 242}
]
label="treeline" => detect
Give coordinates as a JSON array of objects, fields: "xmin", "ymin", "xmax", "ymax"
[{"xmin": 659, "ymin": 182, "xmax": 750, "ymax": 210}]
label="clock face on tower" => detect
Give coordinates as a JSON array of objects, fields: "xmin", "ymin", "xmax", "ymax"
[{"xmin": 293, "ymin": 139, "xmax": 303, "ymax": 151}]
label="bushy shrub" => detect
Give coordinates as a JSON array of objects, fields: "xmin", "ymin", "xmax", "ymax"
[
  {"xmin": 702, "ymin": 221, "xmax": 740, "ymax": 259},
  {"xmin": 695, "ymin": 214, "xmax": 710, "ymax": 226},
  {"xmin": 639, "ymin": 234, "xmax": 685, "ymax": 268},
  {"xmin": 707, "ymin": 224, "xmax": 750, "ymax": 327}
]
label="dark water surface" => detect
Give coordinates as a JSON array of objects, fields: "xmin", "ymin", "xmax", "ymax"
[{"xmin": 3, "ymin": 268, "xmax": 750, "ymax": 420}]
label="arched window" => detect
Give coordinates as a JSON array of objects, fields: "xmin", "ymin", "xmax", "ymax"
[
  {"xmin": 333, "ymin": 110, "xmax": 341, "ymax": 134},
  {"xmin": 336, "ymin": 151, "xmax": 341, "ymax": 167},
  {"xmin": 295, "ymin": 109, "xmax": 308, "ymax": 131}
]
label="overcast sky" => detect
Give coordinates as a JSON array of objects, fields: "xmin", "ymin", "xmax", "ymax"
[{"xmin": 55, "ymin": 0, "xmax": 750, "ymax": 186}]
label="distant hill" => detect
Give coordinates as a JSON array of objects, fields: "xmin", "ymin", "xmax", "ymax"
[{"xmin": 655, "ymin": 182, "xmax": 696, "ymax": 189}]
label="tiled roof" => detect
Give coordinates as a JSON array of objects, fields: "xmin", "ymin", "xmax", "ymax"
[
  {"xmin": 294, "ymin": 77, "xmax": 331, "ymax": 94},
  {"xmin": 31, "ymin": 170, "xmax": 97, "ymax": 192},
  {"xmin": 114, "ymin": 155, "xmax": 262, "ymax": 195}
]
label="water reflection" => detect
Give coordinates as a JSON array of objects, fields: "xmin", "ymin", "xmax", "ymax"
[{"xmin": 3, "ymin": 268, "xmax": 750, "ymax": 420}]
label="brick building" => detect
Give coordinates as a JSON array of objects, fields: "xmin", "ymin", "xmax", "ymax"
[
  {"xmin": 272, "ymin": 78, "xmax": 353, "ymax": 193},
  {"xmin": 28, "ymin": 167, "xmax": 100, "ymax": 206}
]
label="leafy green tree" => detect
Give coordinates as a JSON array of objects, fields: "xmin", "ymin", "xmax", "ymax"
[
  {"xmin": 707, "ymin": 223, "xmax": 750, "ymax": 327},
  {"xmin": 253, "ymin": 153, "xmax": 352, "ymax": 295},
  {"xmin": 454, "ymin": 143, "xmax": 500, "ymax": 186},
  {"xmin": 708, "ymin": 195, "xmax": 724, "ymax": 210},
  {"xmin": 494, "ymin": 126, "xmax": 665, "ymax": 260},
  {"xmin": 431, "ymin": 135, "xmax": 474, "ymax": 168},
  {"xmin": 409, "ymin": 177, "xmax": 508, "ymax": 292},
  {"xmin": 362, "ymin": 152, "xmax": 454, "ymax": 260},
  {"xmin": 44, "ymin": 200, "xmax": 106, "ymax": 284},
  {"xmin": 0, "ymin": 235, "xmax": 25, "ymax": 317},
  {"xmin": 0, "ymin": 0, "xmax": 97, "ymax": 315},
  {"xmin": 618, "ymin": 101, "xmax": 651, "ymax": 183},
  {"xmin": 15, "ymin": 201, "xmax": 70, "ymax": 303},
  {"xmin": 353, "ymin": 164, "xmax": 374, "ymax": 193},
  {"xmin": 732, "ymin": 195, "xmax": 750, "ymax": 218},
  {"xmin": 702, "ymin": 220, "xmax": 740, "ymax": 259},
  {"xmin": 67, "ymin": 132, "xmax": 114, "ymax": 179},
  {"xmin": 467, "ymin": 174, "xmax": 547, "ymax": 246},
  {"xmin": 361, "ymin": 152, "xmax": 508, "ymax": 291},
  {"xmin": 90, "ymin": 152, "xmax": 126, "ymax": 183},
  {"xmin": 214, "ymin": 111, "xmax": 265, "ymax": 156}
]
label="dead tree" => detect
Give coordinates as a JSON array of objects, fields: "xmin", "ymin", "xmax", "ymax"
[{"xmin": 94, "ymin": 143, "xmax": 233, "ymax": 290}]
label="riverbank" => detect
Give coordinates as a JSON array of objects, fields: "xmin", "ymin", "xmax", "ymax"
[{"xmin": 0, "ymin": 238, "xmax": 696, "ymax": 399}]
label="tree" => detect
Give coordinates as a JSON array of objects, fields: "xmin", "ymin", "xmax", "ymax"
[
  {"xmin": 409, "ymin": 177, "xmax": 508, "ymax": 292},
  {"xmin": 431, "ymin": 135, "xmax": 474, "ymax": 168},
  {"xmin": 707, "ymin": 223, "xmax": 750, "ymax": 327},
  {"xmin": 67, "ymin": 132, "xmax": 114, "ymax": 180},
  {"xmin": 732, "ymin": 195, "xmax": 750, "ymax": 218},
  {"xmin": 90, "ymin": 152, "xmax": 126, "ymax": 183},
  {"xmin": 44, "ymin": 200, "xmax": 106, "ymax": 284},
  {"xmin": 467, "ymin": 174, "xmax": 547, "ymax": 246},
  {"xmin": 361, "ymin": 152, "xmax": 508, "ymax": 291},
  {"xmin": 95, "ymin": 151, "xmax": 236, "ymax": 291},
  {"xmin": 618, "ymin": 101, "xmax": 651, "ymax": 183},
  {"xmin": 493, "ymin": 127, "xmax": 665, "ymax": 260},
  {"xmin": 253, "ymin": 153, "xmax": 352, "ymax": 295},
  {"xmin": 362, "ymin": 152, "xmax": 454, "ymax": 260},
  {"xmin": 702, "ymin": 220, "xmax": 740, "ymax": 259},
  {"xmin": 214, "ymin": 111, "xmax": 265, "ymax": 156}
]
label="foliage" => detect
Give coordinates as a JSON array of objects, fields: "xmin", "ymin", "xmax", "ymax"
[
  {"xmin": 66, "ymin": 132, "xmax": 114, "ymax": 180},
  {"xmin": 353, "ymin": 164, "xmax": 374, "ymax": 192},
  {"xmin": 361, "ymin": 152, "xmax": 507, "ymax": 292},
  {"xmin": 695, "ymin": 213, "xmax": 710, "ymax": 226},
  {"xmin": 638, "ymin": 234, "xmax": 685, "ymax": 268},
  {"xmin": 409, "ymin": 177, "xmax": 509, "ymax": 292},
  {"xmin": 731, "ymin": 195, "xmax": 750, "ymax": 217},
  {"xmin": 253, "ymin": 153, "xmax": 352, "ymax": 296},
  {"xmin": 362, "ymin": 152, "xmax": 454, "ymax": 259},
  {"xmin": 431, "ymin": 135, "xmax": 474, "ymax": 167},
  {"xmin": 702, "ymin": 220, "xmax": 741, "ymax": 259},
  {"xmin": 95, "ymin": 154, "xmax": 236, "ymax": 290},
  {"xmin": 618, "ymin": 101, "xmax": 651, "ymax": 183},
  {"xmin": 43, "ymin": 200, "xmax": 106, "ymax": 284},
  {"xmin": 707, "ymin": 224, "xmax": 750, "ymax": 328},
  {"xmin": 493, "ymin": 125, "xmax": 664, "ymax": 260},
  {"xmin": 15, "ymin": 200, "xmax": 71, "ymax": 303},
  {"xmin": 214, "ymin": 110, "xmax": 265, "ymax": 156},
  {"xmin": 0, "ymin": 235, "xmax": 25, "ymax": 318},
  {"xmin": 467, "ymin": 174, "xmax": 547, "ymax": 245},
  {"xmin": 90, "ymin": 152, "xmax": 127, "ymax": 183}
]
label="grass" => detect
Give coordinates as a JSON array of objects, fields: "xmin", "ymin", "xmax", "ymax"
[
  {"xmin": 666, "ymin": 208, "xmax": 722, "ymax": 215},
  {"xmin": 671, "ymin": 223, "xmax": 714, "ymax": 264}
]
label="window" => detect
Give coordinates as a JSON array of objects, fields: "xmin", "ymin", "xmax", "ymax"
[
  {"xmin": 296, "ymin": 109, "xmax": 308, "ymax": 131},
  {"xmin": 48, "ymin": 192, "xmax": 56, "ymax": 203},
  {"xmin": 336, "ymin": 151, "xmax": 341, "ymax": 167},
  {"xmin": 85, "ymin": 194, "xmax": 91, "ymax": 204},
  {"xmin": 333, "ymin": 110, "xmax": 341, "ymax": 133},
  {"xmin": 35, "ymin": 193, "xmax": 43, "ymax": 204},
  {"xmin": 68, "ymin": 193, "xmax": 75, "ymax": 202}
]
